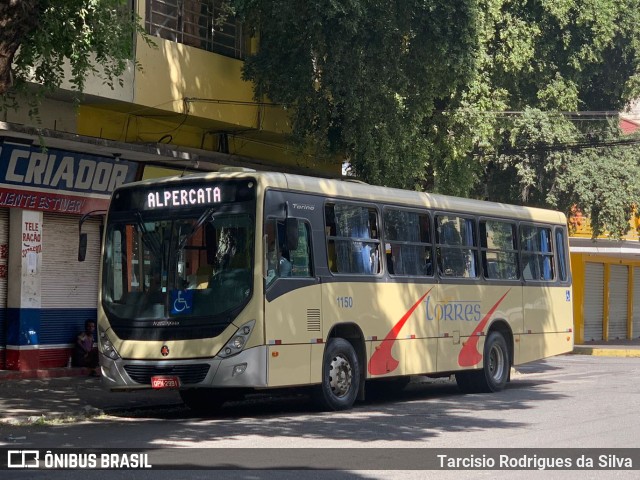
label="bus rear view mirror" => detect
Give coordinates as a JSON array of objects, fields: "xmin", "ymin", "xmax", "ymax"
[
  {"xmin": 285, "ymin": 218, "xmax": 299, "ymax": 251},
  {"xmin": 78, "ymin": 233, "xmax": 88, "ymax": 262},
  {"xmin": 77, "ymin": 209, "xmax": 106, "ymax": 262}
]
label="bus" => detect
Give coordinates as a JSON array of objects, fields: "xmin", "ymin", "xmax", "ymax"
[{"xmin": 86, "ymin": 168, "xmax": 573, "ymax": 411}]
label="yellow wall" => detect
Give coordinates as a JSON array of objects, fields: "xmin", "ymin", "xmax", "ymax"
[
  {"xmin": 75, "ymin": 35, "xmax": 339, "ymax": 175},
  {"xmin": 571, "ymin": 253, "xmax": 640, "ymax": 343},
  {"xmin": 70, "ymin": 2, "xmax": 340, "ymax": 173}
]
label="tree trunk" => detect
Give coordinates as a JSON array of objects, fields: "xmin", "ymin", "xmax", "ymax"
[{"xmin": 0, "ymin": 0, "xmax": 41, "ymax": 95}]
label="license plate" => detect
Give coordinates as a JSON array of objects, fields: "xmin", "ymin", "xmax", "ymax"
[{"xmin": 151, "ymin": 376, "xmax": 181, "ymax": 389}]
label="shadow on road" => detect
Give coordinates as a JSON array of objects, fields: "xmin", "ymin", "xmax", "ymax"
[{"xmin": 90, "ymin": 373, "xmax": 566, "ymax": 447}]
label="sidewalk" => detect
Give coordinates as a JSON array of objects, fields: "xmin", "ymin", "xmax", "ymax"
[
  {"xmin": 0, "ymin": 343, "xmax": 639, "ymax": 426},
  {"xmin": 0, "ymin": 369, "xmax": 182, "ymax": 426}
]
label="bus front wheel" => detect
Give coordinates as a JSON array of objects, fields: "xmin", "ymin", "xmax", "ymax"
[
  {"xmin": 314, "ymin": 338, "xmax": 360, "ymax": 411},
  {"xmin": 456, "ymin": 331, "xmax": 509, "ymax": 394}
]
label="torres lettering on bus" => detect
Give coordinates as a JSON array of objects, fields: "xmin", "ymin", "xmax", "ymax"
[{"xmin": 425, "ymin": 296, "xmax": 481, "ymax": 322}]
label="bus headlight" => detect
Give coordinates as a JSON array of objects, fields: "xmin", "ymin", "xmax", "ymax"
[
  {"xmin": 99, "ymin": 328, "xmax": 120, "ymax": 360},
  {"xmin": 217, "ymin": 320, "xmax": 255, "ymax": 358},
  {"xmin": 232, "ymin": 336, "xmax": 245, "ymax": 349}
]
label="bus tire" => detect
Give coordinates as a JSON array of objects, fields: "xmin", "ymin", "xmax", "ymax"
[
  {"xmin": 314, "ymin": 338, "xmax": 360, "ymax": 411},
  {"xmin": 456, "ymin": 331, "xmax": 509, "ymax": 393},
  {"xmin": 180, "ymin": 388, "xmax": 227, "ymax": 412}
]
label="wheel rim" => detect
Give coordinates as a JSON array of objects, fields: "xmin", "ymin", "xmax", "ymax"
[
  {"xmin": 488, "ymin": 343, "xmax": 506, "ymax": 382},
  {"xmin": 328, "ymin": 354, "xmax": 353, "ymax": 398}
]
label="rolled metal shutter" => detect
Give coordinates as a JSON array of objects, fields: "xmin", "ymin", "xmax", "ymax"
[
  {"xmin": 0, "ymin": 209, "xmax": 8, "ymax": 368},
  {"xmin": 633, "ymin": 267, "xmax": 640, "ymax": 338},
  {"xmin": 583, "ymin": 263, "xmax": 604, "ymax": 342},
  {"xmin": 608, "ymin": 265, "xmax": 628, "ymax": 340},
  {"xmin": 41, "ymin": 213, "xmax": 101, "ymax": 366}
]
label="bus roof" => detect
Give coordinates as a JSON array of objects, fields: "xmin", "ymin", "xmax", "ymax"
[{"xmin": 129, "ymin": 170, "xmax": 567, "ymax": 225}]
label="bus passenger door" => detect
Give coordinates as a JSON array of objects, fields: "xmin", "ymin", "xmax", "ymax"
[{"xmin": 264, "ymin": 218, "xmax": 321, "ymax": 387}]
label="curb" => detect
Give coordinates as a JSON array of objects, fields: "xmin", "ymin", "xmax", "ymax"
[
  {"xmin": 571, "ymin": 347, "xmax": 640, "ymax": 358},
  {"xmin": 1, "ymin": 406, "xmax": 105, "ymax": 426}
]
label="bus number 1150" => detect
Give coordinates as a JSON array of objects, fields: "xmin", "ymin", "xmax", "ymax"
[{"xmin": 337, "ymin": 296, "xmax": 353, "ymax": 308}]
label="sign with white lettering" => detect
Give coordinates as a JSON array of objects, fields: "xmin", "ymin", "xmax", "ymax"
[
  {"xmin": 146, "ymin": 187, "xmax": 222, "ymax": 209},
  {"xmin": 0, "ymin": 141, "xmax": 139, "ymax": 214},
  {"xmin": 110, "ymin": 179, "xmax": 256, "ymax": 213}
]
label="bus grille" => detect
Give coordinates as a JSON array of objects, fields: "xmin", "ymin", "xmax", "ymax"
[{"xmin": 124, "ymin": 364, "xmax": 210, "ymax": 385}]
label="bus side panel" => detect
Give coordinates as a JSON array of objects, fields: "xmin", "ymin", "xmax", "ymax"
[
  {"xmin": 310, "ymin": 343, "xmax": 323, "ymax": 384},
  {"xmin": 519, "ymin": 286, "xmax": 573, "ymax": 364},
  {"xmin": 436, "ymin": 284, "xmax": 523, "ymax": 372},
  {"xmin": 322, "ymin": 281, "xmax": 438, "ymax": 379},
  {"xmin": 265, "ymin": 283, "xmax": 321, "ymax": 386},
  {"xmin": 267, "ymin": 344, "xmax": 311, "ymax": 387},
  {"xmin": 518, "ymin": 332, "xmax": 573, "ymax": 365},
  {"xmin": 401, "ymin": 337, "xmax": 438, "ymax": 375}
]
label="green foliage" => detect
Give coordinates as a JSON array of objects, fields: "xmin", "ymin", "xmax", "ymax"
[
  {"xmin": 554, "ymin": 125, "xmax": 640, "ymax": 238},
  {"xmin": 0, "ymin": 0, "xmax": 151, "ymax": 115},
  {"xmin": 469, "ymin": 0, "xmax": 640, "ymax": 238},
  {"xmin": 235, "ymin": 0, "xmax": 640, "ymax": 238},
  {"xmin": 234, "ymin": 0, "xmax": 478, "ymax": 188}
]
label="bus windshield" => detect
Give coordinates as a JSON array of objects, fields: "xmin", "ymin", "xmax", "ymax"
[{"xmin": 102, "ymin": 208, "xmax": 254, "ymax": 328}]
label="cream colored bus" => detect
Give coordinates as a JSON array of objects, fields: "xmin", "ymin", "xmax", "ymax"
[{"xmin": 94, "ymin": 169, "xmax": 573, "ymax": 411}]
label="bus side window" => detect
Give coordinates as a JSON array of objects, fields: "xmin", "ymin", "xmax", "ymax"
[
  {"xmin": 288, "ymin": 221, "xmax": 313, "ymax": 278},
  {"xmin": 267, "ymin": 219, "xmax": 313, "ymax": 285},
  {"xmin": 556, "ymin": 228, "xmax": 568, "ymax": 282},
  {"xmin": 325, "ymin": 202, "xmax": 381, "ymax": 275},
  {"xmin": 480, "ymin": 220, "xmax": 519, "ymax": 280},
  {"xmin": 325, "ymin": 205, "xmax": 338, "ymax": 272},
  {"xmin": 520, "ymin": 224, "xmax": 554, "ymax": 281},
  {"xmin": 383, "ymin": 208, "xmax": 433, "ymax": 277},
  {"xmin": 436, "ymin": 215, "xmax": 478, "ymax": 278}
]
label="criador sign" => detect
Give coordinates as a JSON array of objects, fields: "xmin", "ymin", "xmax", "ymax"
[{"xmin": 0, "ymin": 141, "xmax": 139, "ymax": 214}]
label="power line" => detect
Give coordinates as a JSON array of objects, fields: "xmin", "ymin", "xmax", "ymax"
[{"xmin": 492, "ymin": 137, "xmax": 640, "ymax": 156}]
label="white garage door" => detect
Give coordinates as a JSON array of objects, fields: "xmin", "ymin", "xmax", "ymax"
[
  {"xmin": 583, "ymin": 263, "xmax": 604, "ymax": 341},
  {"xmin": 608, "ymin": 265, "xmax": 628, "ymax": 340}
]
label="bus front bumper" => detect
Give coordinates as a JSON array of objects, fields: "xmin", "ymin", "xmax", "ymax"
[{"xmin": 99, "ymin": 345, "xmax": 269, "ymax": 391}]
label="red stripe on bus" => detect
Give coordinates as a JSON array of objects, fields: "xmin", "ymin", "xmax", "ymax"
[
  {"xmin": 458, "ymin": 290, "xmax": 511, "ymax": 367},
  {"xmin": 368, "ymin": 288, "xmax": 433, "ymax": 376}
]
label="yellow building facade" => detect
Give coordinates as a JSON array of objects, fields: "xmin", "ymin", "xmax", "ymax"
[{"xmin": 570, "ymin": 215, "xmax": 640, "ymax": 344}]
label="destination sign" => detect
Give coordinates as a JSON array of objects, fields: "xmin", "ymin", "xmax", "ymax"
[
  {"xmin": 146, "ymin": 187, "xmax": 222, "ymax": 209},
  {"xmin": 110, "ymin": 178, "xmax": 256, "ymax": 213}
]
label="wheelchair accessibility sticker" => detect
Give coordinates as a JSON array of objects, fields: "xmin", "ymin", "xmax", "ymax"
[{"xmin": 171, "ymin": 290, "xmax": 193, "ymax": 315}]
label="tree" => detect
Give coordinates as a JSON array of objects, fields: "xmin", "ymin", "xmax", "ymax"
[
  {"xmin": 465, "ymin": 0, "xmax": 640, "ymax": 238},
  {"xmin": 234, "ymin": 0, "xmax": 640, "ymax": 238},
  {"xmin": 233, "ymin": 0, "xmax": 478, "ymax": 189},
  {"xmin": 0, "ymin": 0, "xmax": 148, "ymax": 112}
]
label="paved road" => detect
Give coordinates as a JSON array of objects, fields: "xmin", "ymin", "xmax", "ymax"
[{"xmin": 2, "ymin": 355, "xmax": 639, "ymax": 478}]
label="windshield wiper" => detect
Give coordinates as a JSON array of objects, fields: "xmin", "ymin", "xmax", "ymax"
[
  {"xmin": 134, "ymin": 210, "xmax": 162, "ymax": 257},
  {"xmin": 177, "ymin": 207, "xmax": 216, "ymax": 251}
]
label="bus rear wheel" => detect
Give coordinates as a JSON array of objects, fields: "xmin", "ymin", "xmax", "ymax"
[
  {"xmin": 456, "ymin": 331, "xmax": 510, "ymax": 394},
  {"xmin": 314, "ymin": 338, "xmax": 360, "ymax": 411}
]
